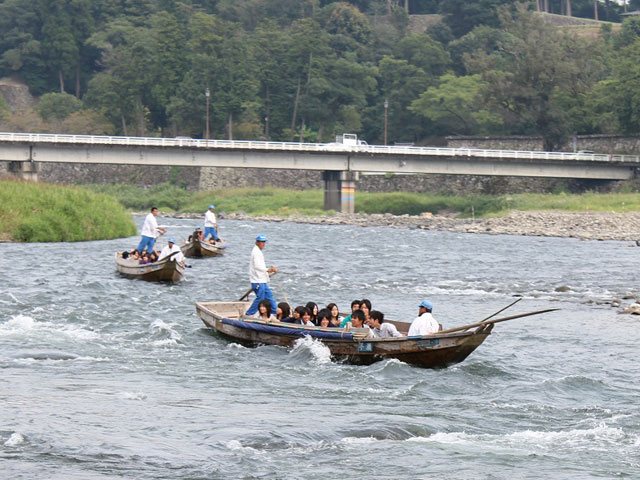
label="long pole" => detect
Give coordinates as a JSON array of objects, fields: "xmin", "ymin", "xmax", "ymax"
[{"xmin": 205, "ymin": 88, "xmax": 210, "ymax": 140}]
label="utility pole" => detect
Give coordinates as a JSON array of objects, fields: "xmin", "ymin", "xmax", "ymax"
[
  {"xmin": 205, "ymin": 87, "xmax": 210, "ymax": 140},
  {"xmin": 384, "ymin": 98, "xmax": 389, "ymax": 146}
]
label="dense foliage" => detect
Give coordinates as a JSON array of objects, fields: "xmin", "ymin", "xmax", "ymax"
[
  {"xmin": 0, "ymin": 179, "xmax": 137, "ymax": 242},
  {"xmin": 1, "ymin": 0, "xmax": 640, "ymax": 150}
]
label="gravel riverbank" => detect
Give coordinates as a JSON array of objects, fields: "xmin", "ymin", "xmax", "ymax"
[{"xmin": 173, "ymin": 210, "xmax": 640, "ymax": 243}]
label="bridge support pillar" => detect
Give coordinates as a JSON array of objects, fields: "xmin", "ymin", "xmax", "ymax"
[
  {"xmin": 8, "ymin": 160, "xmax": 38, "ymax": 181},
  {"xmin": 323, "ymin": 171, "xmax": 358, "ymax": 213}
]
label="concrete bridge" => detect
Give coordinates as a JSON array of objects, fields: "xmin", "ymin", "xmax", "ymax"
[{"xmin": 1, "ymin": 132, "xmax": 639, "ymax": 213}]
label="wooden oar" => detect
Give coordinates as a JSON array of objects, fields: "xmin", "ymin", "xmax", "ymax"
[
  {"xmin": 438, "ymin": 308, "xmax": 560, "ymax": 335},
  {"xmin": 480, "ymin": 297, "xmax": 522, "ymax": 322},
  {"xmin": 237, "ymin": 271, "xmax": 278, "ymax": 301}
]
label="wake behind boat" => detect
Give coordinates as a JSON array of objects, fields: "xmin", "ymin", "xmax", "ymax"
[
  {"xmin": 115, "ymin": 251, "xmax": 185, "ymax": 282},
  {"xmin": 195, "ymin": 301, "xmax": 557, "ymax": 368}
]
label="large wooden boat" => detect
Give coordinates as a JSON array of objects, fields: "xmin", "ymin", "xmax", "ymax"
[
  {"xmin": 181, "ymin": 238, "xmax": 226, "ymax": 258},
  {"xmin": 114, "ymin": 252, "xmax": 185, "ymax": 282},
  {"xmin": 195, "ymin": 301, "xmax": 557, "ymax": 368}
]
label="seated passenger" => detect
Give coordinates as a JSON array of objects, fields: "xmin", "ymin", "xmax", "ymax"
[
  {"xmin": 345, "ymin": 310, "xmax": 373, "ymax": 337},
  {"xmin": 368, "ymin": 310, "xmax": 403, "ymax": 338},
  {"xmin": 408, "ymin": 299, "xmax": 440, "ymax": 336},
  {"xmin": 360, "ymin": 298, "xmax": 372, "ymax": 323},
  {"xmin": 316, "ymin": 308, "xmax": 332, "ymax": 328},
  {"xmin": 148, "ymin": 251, "xmax": 158, "ymax": 263},
  {"xmin": 139, "ymin": 253, "xmax": 150, "ymax": 264},
  {"xmin": 130, "ymin": 249, "xmax": 140, "ymax": 261},
  {"xmin": 340, "ymin": 299, "xmax": 362, "ymax": 327},
  {"xmin": 276, "ymin": 302, "xmax": 292, "ymax": 322},
  {"xmin": 158, "ymin": 238, "xmax": 185, "ymax": 263},
  {"xmin": 254, "ymin": 299, "xmax": 276, "ymax": 322},
  {"xmin": 305, "ymin": 302, "xmax": 319, "ymax": 325},
  {"xmin": 121, "ymin": 250, "xmax": 130, "ymax": 259},
  {"xmin": 326, "ymin": 303, "xmax": 342, "ymax": 327},
  {"xmin": 291, "ymin": 306, "xmax": 314, "ymax": 326}
]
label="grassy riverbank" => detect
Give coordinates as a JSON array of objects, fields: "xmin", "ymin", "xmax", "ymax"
[
  {"xmin": 92, "ymin": 183, "xmax": 640, "ymax": 217},
  {"xmin": 0, "ymin": 179, "xmax": 136, "ymax": 242}
]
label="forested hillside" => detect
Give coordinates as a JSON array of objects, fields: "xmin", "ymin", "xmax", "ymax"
[{"xmin": 1, "ymin": 0, "xmax": 640, "ymax": 150}]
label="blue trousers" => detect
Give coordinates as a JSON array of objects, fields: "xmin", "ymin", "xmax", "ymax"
[
  {"xmin": 245, "ymin": 282, "xmax": 277, "ymax": 315},
  {"xmin": 204, "ymin": 226, "xmax": 220, "ymax": 241},
  {"xmin": 136, "ymin": 235, "xmax": 156, "ymax": 253}
]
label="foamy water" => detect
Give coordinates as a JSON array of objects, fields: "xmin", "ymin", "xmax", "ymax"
[{"xmin": 1, "ymin": 217, "xmax": 639, "ymax": 479}]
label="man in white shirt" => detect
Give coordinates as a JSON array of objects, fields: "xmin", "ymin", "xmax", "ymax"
[
  {"xmin": 408, "ymin": 299, "xmax": 440, "ymax": 336},
  {"xmin": 136, "ymin": 207, "xmax": 166, "ymax": 254},
  {"xmin": 158, "ymin": 238, "xmax": 185, "ymax": 264},
  {"xmin": 203, "ymin": 205, "xmax": 220, "ymax": 242},
  {"xmin": 368, "ymin": 310, "xmax": 403, "ymax": 338},
  {"xmin": 245, "ymin": 234, "xmax": 278, "ymax": 316}
]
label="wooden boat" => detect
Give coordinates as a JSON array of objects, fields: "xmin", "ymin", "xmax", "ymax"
[
  {"xmin": 181, "ymin": 238, "xmax": 225, "ymax": 258},
  {"xmin": 195, "ymin": 301, "xmax": 557, "ymax": 368},
  {"xmin": 114, "ymin": 251, "xmax": 185, "ymax": 282}
]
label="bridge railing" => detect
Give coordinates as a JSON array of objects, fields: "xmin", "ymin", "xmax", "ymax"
[{"xmin": 2, "ymin": 132, "xmax": 640, "ymax": 164}]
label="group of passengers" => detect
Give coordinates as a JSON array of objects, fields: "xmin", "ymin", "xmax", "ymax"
[
  {"xmin": 250, "ymin": 298, "xmax": 431, "ymax": 338},
  {"xmin": 122, "ymin": 248, "xmax": 159, "ymax": 264},
  {"xmin": 121, "ymin": 237, "xmax": 184, "ymax": 265}
]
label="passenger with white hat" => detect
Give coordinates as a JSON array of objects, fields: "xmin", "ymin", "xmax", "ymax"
[
  {"xmin": 408, "ymin": 299, "xmax": 440, "ymax": 336},
  {"xmin": 245, "ymin": 234, "xmax": 278, "ymax": 316},
  {"xmin": 158, "ymin": 237, "xmax": 184, "ymax": 263}
]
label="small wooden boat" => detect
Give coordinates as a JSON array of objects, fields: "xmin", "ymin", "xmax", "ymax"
[
  {"xmin": 114, "ymin": 251, "xmax": 185, "ymax": 282},
  {"xmin": 181, "ymin": 238, "xmax": 225, "ymax": 258},
  {"xmin": 195, "ymin": 301, "xmax": 557, "ymax": 368}
]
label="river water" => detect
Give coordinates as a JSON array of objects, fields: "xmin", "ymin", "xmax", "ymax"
[{"xmin": 1, "ymin": 217, "xmax": 639, "ymax": 479}]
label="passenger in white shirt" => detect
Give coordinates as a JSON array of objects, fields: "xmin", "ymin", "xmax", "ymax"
[
  {"xmin": 408, "ymin": 299, "xmax": 440, "ymax": 336},
  {"xmin": 367, "ymin": 310, "xmax": 403, "ymax": 338},
  {"xmin": 158, "ymin": 238, "xmax": 184, "ymax": 264},
  {"xmin": 136, "ymin": 207, "xmax": 166, "ymax": 254},
  {"xmin": 203, "ymin": 205, "xmax": 220, "ymax": 242}
]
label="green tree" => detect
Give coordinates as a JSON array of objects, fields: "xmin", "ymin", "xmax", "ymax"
[
  {"xmin": 409, "ymin": 73, "xmax": 502, "ymax": 134},
  {"xmin": 465, "ymin": 5, "xmax": 608, "ymax": 150},
  {"xmin": 36, "ymin": 92, "xmax": 83, "ymax": 120}
]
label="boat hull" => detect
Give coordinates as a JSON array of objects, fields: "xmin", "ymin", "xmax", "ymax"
[
  {"xmin": 196, "ymin": 301, "xmax": 492, "ymax": 368},
  {"xmin": 181, "ymin": 239, "xmax": 225, "ymax": 258},
  {"xmin": 115, "ymin": 253, "xmax": 185, "ymax": 282}
]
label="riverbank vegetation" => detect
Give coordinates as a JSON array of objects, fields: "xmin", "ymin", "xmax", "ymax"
[
  {"xmin": 92, "ymin": 183, "xmax": 640, "ymax": 218},
  {"xmin": 1, "ymin": 2, "xmax": 640, "ymax": 152},
  {"xmin": 0, "ymin": 179, "xmax": 136, "ymax": 242}
]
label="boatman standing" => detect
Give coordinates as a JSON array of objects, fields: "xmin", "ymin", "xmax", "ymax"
[
  {"xmin": 203, "ymin": 205, "xmax": 220, "ymax": 242},
  {"xmin": 136, "ymin": 207, "xmax": 166, "ymax": 254},
  {"xmin": 408, "ymin": 299, "xmax": 440, "ymax": 336},
  {"xmin": 245, "ymin": 234, "xmax": 278, "ymax": 316}
]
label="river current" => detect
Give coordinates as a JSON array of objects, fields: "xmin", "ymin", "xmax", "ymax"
[{"xmin": 1, "ymin": 216, "xmax": 639, "ymax": 479}]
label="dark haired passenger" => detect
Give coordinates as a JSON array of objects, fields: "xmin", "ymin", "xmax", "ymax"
[
  {"xmin": 326, "ymin": 303, "xmax": 342, "ymax": 327},
  {"xmin": 316, "ymin": 308, "xmax": 332, "ymax": 328},
  {"xmin": 345, "ymin": 310, "xmax": 373, "ymax": 337},
  {"xmin": 360, "ymin": 298, "xmax": 372, "ymax": 323},
  {"xmin": 254, "ymin": 299, "xmax": 276, "ymax": 322},
  {"xmin": 276, "ymin": 302, "xmax": 292, "ymax": 322},
  {"xmin": 368, "ymin": 310, "xmax": 403, "ymax": 338},
  {"xmin": 305, "ymin": 302, "xmax": 319, "ymax": 325},
  {"xmin": 340, "ymin": 300, "xmax": 362, "ymax": 327}
]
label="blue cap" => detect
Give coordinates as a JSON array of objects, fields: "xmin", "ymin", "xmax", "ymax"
[
  {"xmin": 418, "ymin": 299, "xmax": 433, "ymax": 311},
  {"xmin": 168, "ymin": 238, "xmax": 176, "ymax": 243},
  {"xmin": 208, "ymin": 204, "xmax": 215, "ymax": 209},
  {"xmin": 255, "ymin": 234, "xmax": 267, "ymax": 242}
]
